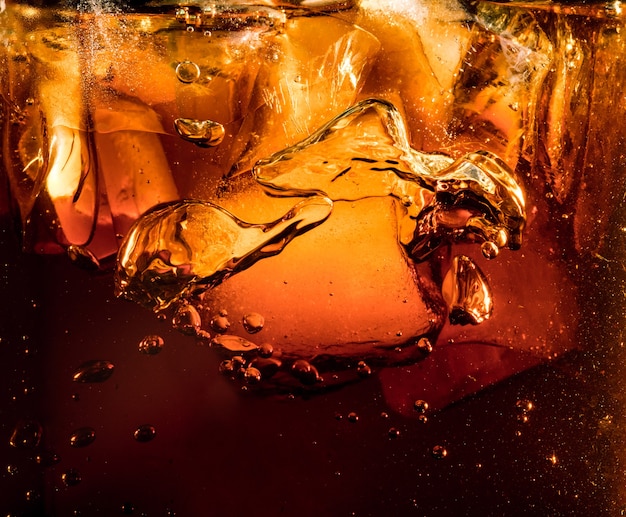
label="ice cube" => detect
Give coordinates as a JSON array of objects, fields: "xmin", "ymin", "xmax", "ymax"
[
  {"xmin": 115, "ymin": 196, "xmax": 333, "ymax": 311},
  {"xmin": 227, "ymin": 15, "xmax": 381, "ymax": 175}
]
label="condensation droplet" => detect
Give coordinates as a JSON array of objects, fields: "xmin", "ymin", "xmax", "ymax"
[
  {"xmin": 347, "ymin": 412, "xmax": 359, "ymax": 423},
  {"xmin": 356, "ymin": 360, "xmax": 372, "ymax": 377},
  {"xmin": 62, "ymin": 468, "xmax": 82, "ymax": 487},
  {"xmin": 431, "ymin": 445, "xmax": 447, "ymax": 459},
  {"xmin": 291, "ymin": 360, "xmax": 321, "ymax": 385},
  {"xmin": 414, "ymin": 399, "xmax": 429, "ymax": 413},
  {"xmin": 242, "ymin": 312, "xmax": 265, "ymax": 334},
  {"xmin": 175, "ymin": 60, "xmax": 200, "ymax": 83},
  {"xmin": 174, "ymin": 118, "xmax": 225, "ymax": 148},
  {"xmin": 138, "ymin": 334, "xmax": 164, "ymax": 355},
  {"xmin": 9, "ymin": 419, "xmax": 42, "ymax": 449},
  {"xmin": 210, "ymin": 313, "xmax": 231, "ymax": 334},
  {"xmin": 417, "ymin": 337, "xmax": 433, "ymax": 355},
  {"xmin": 172, "ymin": 304, "xmax": 202, "ymax": 336},
  {"xmin": 69, "ymin": 427, "xmax": 96, "ymax": 448},
  {"xmin": 133, "ymin": 424, "xmax": 156, "ymax": 443},
  {"xmin": 72, "ymin": 360, "xmax": 115, "ymax": 383},
  {"xmin": 211, "ymin": 334, "xmax": 258, "ymax": 352}
]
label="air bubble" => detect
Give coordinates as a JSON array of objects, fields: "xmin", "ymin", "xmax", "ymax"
[
  {"xmin": 9, "ymin": 419, "xmax": 42, "ymax": 449},
  {"xmin": 138, "ymin": 335, "xmax": 164, "ymax": 355},
  {"xmin": 133, "ymin": 424, "xmax": 156, "ymax": 443},
  {"xmin": 413, "ymin": 399, "xmax": 429, "ymax": 413},
  {"xmin": 388, "ymin": 427, "xmax": 400, "ymax": 439},
  {"xmin": 249, "ymin": 357, "xmax": 281, "ymax": 379},
  {"xmin": 211, "ymin": 334, "xmax": 258, "ymax": 352},
  {"xmin": 258, "ymin": 343, "xmax": 274, "ymax": 358},
  {"xmin": 72, "ymin": 360, "xmax": 115, "ymax": 383},
  {"xmin": 243, "ymin": 312, "xmax": 265, "ymax": 334},
  {"xmin": 172, "ymin": 304, "xmax": 202, "ymax": 335},
  {"xmin": 515, "ymin": 399, "xmax": 534, "ymax": 413},
  {"xmin": 175, "ymin": 60, "xmax": 201, "ymax": 83},
  {"xmin": 417, "ymin": 337, "xmax": 433, "ymax": 355},
  {"xmin": 35, "ymin": 451, "xmax": 61, "ymax": 467},
  {"xmin": 347, "ymin": 412, "xmax": 359, "ymax": 423},
  {"xmin": 174, "ymin": 118, "xmax": 225, "ymax": 148},
  {"xmin": 291, "ymin": 360, "xmax": 321, "ymax": 385},
  {"xmin": 210, "ymin": 313, "xmax": 231, "ymax": 334},
  {"xmin": 356, "ymin": 361, "xmax": 372, "ymax": 377},
  {"xmin": 69, "ymin": 427, "xmax": 96, "ymax": 448},
  {"xmin": 67, "ymin": 245, "xmax": 100, "ymax": 270},
  {"xmin": 481, "ymin": 240, "xmax": 499, "ymax": 259},
  {"xmin": 431, "ymin": 445, "xmax": 447, "ymax": 459},
  {"xmin": 244, "ymin": 366, "xmax": 262, "ymax": 384},
  {"xmin": 62, "ymin": 468, "xmax": 82, "ymax": 487}
]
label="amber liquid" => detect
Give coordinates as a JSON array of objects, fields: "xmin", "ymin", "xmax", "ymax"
[{"xmin": 2, "ymin": 2, "xmax": 626, "ymax": 515}]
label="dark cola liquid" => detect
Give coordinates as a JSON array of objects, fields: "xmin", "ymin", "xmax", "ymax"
[{"xmin": 2, "ymin": 1, "xmax": 626, "ymax": 515}]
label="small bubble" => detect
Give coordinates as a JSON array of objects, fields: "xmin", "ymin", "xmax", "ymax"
[
  {"xmin": 388, "ymin": 427, "xmax": 400, "ymax": 439},
  {"xmin": 517, "ymin": 414, "xmax": 530, "ymax": 424},
  {"xmin": 334, "ymin": 412, "xmax": 343, "ymax": 421},
  {"xmin": 121, "ymin": 502, "xmax": 135, "ymax": 514},
  {"xmin": 356, "ymin": 361, "xmax": 372, "ymax": 377},
  {"xmin": 244, "ymin": 366, "xmax": 262, "ymax": 384},
  {"xmin": 9, "ymin": 418, "xmax": 42, "ymax": 449},
  {"xmin": 413, "ymin": 399, "xmax": 429, "ymax": 414},
  {"xmin": 243, "ymin": 312, "xmax": 265, "ymax": 334},
  {"xmin": 72, "ymin": 360, "xmax": 114, "ymax": 383},
  {"xmin": 62, "ymin": 468, "xmax": 82, "ymax": 487},
  {"xmin": 25, "ymin": 97, "xmax": 34, "ymax": 106},
  {"xmin": 291, "ymin": 360, "xmax": 321, "ymax": 385},
  {"xmin": 416, "ymin": 337, "xmax": 433, "ymax": 355},
  {"xmin": 431, "ymin": 445, "xmax": 447, "ymax": 459},
  {"xmin": 380, "ymin": 412, "xmax": 389, "ymax": 419},
  {"xmin": 347, "ymin": 412, "xmax": 359, "ymax": 423},
  {"xmin": 69, "ymin": 427, "xmax": 96, "ymax": 448},
  {"xmin": 133, "ymin": 424, "xmax": 156, "ymax": 443},
  {"xmin": 481, "ymin": 241, "xmax": 499, "ymax": 260},
  {"xmin": 138, "ymin": 335, "xmax": 164, "ymax": 355},
  {"xmin": 6, "ymin": 464, "xmax": 18, "ymax": 475},
  {"xmin": 210, "ymin": 314, "xmax": 231, "ymax": 334},
  {"xmin": 172, "ymin": 304, "xmax": 202, "ymax": 336},
  {"xmin": 417, "ymin": 414, "xmax": 428, "ymax": 424}
]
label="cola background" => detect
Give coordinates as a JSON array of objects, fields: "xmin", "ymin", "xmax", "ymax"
[{"xmin": 2, "ymin": 1, "xmax": 626, "ymax": 515}]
